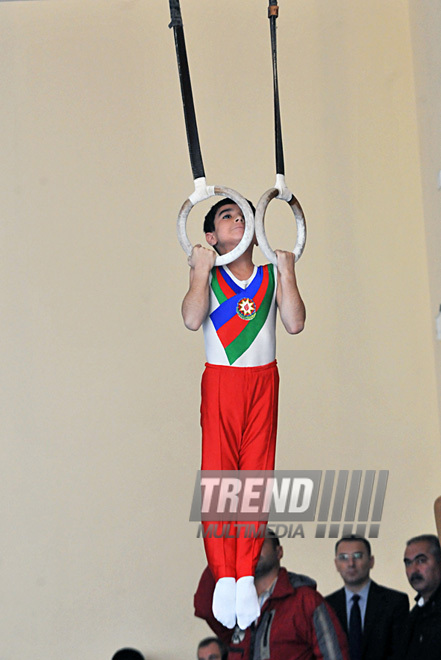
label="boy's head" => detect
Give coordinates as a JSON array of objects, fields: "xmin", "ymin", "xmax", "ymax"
[{"xmin": 203, "ymin": 197, "xmax": 256, "ymax": 254}]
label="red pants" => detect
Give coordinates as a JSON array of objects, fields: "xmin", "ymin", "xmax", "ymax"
[{"xmin": 200, "ymin": 361, "xmax": 279, "ymax": 580}]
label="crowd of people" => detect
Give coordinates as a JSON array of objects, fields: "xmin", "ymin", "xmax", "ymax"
[
  {"xmin": 194, "ymin": 531, "xmax": 441, "ymax": 660},
  {"xmin": 109, "ymin": 530, "xmax": 441, "ymax": 660}
]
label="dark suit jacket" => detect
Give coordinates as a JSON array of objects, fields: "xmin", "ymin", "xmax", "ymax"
[{"xmin": 325, "ymin": 581, "xmax": 409, "ymax": 660}]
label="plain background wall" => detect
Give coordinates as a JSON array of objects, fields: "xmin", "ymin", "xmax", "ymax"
[
  {"xmin": 408, "ymin": 1, "xmax": 441, "ymax": 424},
  {"xmin": 0, "ymin": 1, "xmax": 440, "ymax": 658}
]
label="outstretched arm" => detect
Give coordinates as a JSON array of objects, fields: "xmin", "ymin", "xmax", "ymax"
[
  {"xmin": 275, "ymin": 250, "xmax": 305, "ymax": 334},
  {"xmin": 181, "ymin": 245, "xmax": 216, "ymax": 331}
]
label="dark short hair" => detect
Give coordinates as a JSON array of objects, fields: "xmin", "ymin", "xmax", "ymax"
[
  {"xmin": 111, "ymin": 649, "xmax": 145, "ymax": 660},
  {"xmin": 203, "ymin": 197, "xmax": 255, "ymax": 234},
  {"xmin": 265, "ymin": 527, "xmax": 281, "ymax": 550},
  {"xmin": 406, "ymin": 534, "xmax": 441, "ymax": 562},
  {"xmin": 197, "ymin": 637, "xmax": 228, "ymax": 660},
  {"xmin": 335, "ymin": 535, "xmax": 372, "ymax": 557}
]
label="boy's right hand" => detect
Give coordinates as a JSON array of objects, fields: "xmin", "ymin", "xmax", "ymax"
[
  {"xmin": 188, "ymin": 244, "xmax": 216, "ymax": 271},
  {"xmin": 182, "ymin": 245, "xmax": 215, "ymax": 330}
]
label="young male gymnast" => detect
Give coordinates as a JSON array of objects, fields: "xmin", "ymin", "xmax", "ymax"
[{"xmin": 182, "ymin": 198, "xmax": 305, "ymax": 630}]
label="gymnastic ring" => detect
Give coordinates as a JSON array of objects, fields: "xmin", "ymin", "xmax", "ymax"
[
  {"xmin": 177, "ymin": 186, "xmax": 255, "ymax": 267},
  {"xmin": 435, "ymin": 496, "xmax": 441, "ymax": 544},
  {"xmin": 255, "ymin": 188, "xmax": 307, "ymax": 265}
]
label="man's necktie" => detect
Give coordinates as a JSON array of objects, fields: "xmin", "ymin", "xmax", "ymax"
[{"xmin": 348, "ymin": 593, "xmax": 362, "ymax": 660}]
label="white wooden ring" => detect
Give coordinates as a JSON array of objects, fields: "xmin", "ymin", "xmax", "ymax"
[
  {"xmin": 255, "ymin": 188, "xmax": 306, "ymax": 265},
  {"xmin": 177, "ymin": 186, "xmax": 255, "ymax": 266},
  {"xmin": 435, "ymin": 496, "xmax": 441, "ymax": 545}
]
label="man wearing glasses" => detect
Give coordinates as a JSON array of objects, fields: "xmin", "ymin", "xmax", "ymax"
[{"xmin": 325, "ymin": 535, "xmax": 409, "ymax": 660}]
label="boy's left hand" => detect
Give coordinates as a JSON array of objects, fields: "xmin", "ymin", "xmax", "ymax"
[
  {"xmin": 274, "ymin": 249, "xmax": 295, "ymax": 274},
  {"xmin": 274, "ymin": 249, "xmax": 305, "ymax": 334}
]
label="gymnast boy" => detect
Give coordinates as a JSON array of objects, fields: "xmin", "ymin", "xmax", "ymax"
[{"xmin": 182, "ymin": 197, "xmax": 305, "ymax": 630}]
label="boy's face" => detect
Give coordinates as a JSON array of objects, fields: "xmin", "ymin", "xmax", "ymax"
[{"xmin": 205, "ymin": 203, "xmax": 247, "ymax": 255}]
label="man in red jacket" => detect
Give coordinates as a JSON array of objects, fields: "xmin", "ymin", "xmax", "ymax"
[{"xmin": 194, "ymin": 530, "xmax": 349, "ymax": 660}]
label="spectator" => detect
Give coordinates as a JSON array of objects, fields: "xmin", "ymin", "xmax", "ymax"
[
  {"xmin": 400, "ymin": 533, "xmax": 441, "ymax": 659},
  {"xmin": 197, "ymin": 636, "xmax": 228, "ymax": 660},
  {"xmin": 325, "ymin": 534, "xmax": 408, "ymax": 659},
  {"xmin": 111, "ymin": 648, "xmax": 145, "ymax": 660},
  {"xmin": 195, "ymin": 529, "xmax": 349, "ymax": 659}
]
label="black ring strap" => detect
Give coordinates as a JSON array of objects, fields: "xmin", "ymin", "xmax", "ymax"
[
  {"xmin": 268, "ymin": 0, "xmax": 285, "ymax": 176},
  {"xmin": 168, "ymin": 0, "xmax": 205, "ymax": 180}
]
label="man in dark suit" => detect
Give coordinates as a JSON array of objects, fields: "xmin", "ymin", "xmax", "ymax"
[
  {"xmin": 400, "ymin": 534, "xmax": 441, "ymax": 659},
  {"xmin": 325, "ymin": 535, "xmax": 409, "ymax": 660}
]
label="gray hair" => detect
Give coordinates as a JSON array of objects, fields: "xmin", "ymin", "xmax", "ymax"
[{"xmin": 406, "ymin": 534, "xmax": 441, "ymax": 562}]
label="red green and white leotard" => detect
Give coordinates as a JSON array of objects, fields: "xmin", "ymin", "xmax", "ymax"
[
  {"xmin": 200, "ymin": 264, "xmax": 280, "ymax": 581},
  {"xmin": 202, "ymin": 264, "xmax": 277, "ymax": 367}
]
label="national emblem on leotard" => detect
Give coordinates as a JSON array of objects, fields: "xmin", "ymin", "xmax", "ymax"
[{"xmin": 236, "ymin": 298, "xmax": 256, "ymax": 321}]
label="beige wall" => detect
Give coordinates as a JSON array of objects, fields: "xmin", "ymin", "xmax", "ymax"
[
  {"xmin": 408, "ymin": 0, "xmax": 441, "ymax": 434},
  {"xmin": 1, "ymin": 1, "xmax": 440, "ymax": 658}
]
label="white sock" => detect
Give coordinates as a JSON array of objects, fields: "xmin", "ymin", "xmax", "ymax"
[
  {"xmin": 212, "ymin": 577, "xmax": 237, "ymax": 629},
  {"xmin": 236, "ymin": 575, "xmax": 260, "ymax": 630}
]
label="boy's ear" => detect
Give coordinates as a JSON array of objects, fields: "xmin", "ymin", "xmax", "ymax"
[{"xmin": 205, "ymin": 232, "xmax": 217, "ymax": 247}]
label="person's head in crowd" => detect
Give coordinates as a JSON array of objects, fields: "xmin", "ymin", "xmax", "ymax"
[
  {"xmin": 334, "ymin": 534, "xmax": 374, "ymax": 592},
  {"xmin": 254, "ymin": 528, "xmax": 283, "ymax": 579},
  {"xmin": 404, "ymin": 533, "xmax": 441, "ymax": 603},
  {"xmin": 111, "ymin": 650, "xmax": 145, "ymax": 660},
  {"xmin": 111, "ymin": 649, "xmax": 145, "ymax": 660},
  {"xmin": 197, "ymin": 636, "xmax": 228, "ymax": 660}
]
